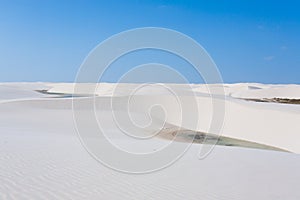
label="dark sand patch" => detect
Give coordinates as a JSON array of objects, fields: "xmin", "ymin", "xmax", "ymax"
[{"xmin": 244, "ymin": 98, "xmax": 300, "ymax": 105}]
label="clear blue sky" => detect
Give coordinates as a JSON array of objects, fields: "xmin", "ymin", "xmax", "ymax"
[{"xmin": 0, "ymin": 0, "xmax": 299, "ymax": 83}]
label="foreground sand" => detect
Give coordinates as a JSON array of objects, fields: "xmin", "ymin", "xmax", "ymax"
[{"xmin": 0, "ymin": 82, "xmax": 300, "ymax": 199}]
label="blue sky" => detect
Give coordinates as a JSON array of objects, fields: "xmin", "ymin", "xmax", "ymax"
[{"xmin": 0, "ymin": 0, "xmax": 299, "ymax": 83}]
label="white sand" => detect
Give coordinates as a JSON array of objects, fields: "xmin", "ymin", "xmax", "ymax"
[{"xmin": 0, "ymin": 82, "xmax": 300, "ymax": 199}]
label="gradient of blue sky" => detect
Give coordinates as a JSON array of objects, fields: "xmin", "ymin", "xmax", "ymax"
[{"xmin": 0, "ymin": 0, "xmax": 299, "ymax": 83}]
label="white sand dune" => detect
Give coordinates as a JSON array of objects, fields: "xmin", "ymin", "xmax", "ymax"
[
  {"xmin": 225, "ymin": 83, "xmax": 300, "ymax": 99},
  {"xmin": 0, "ymin": 82, "xmax": 300, "ymax": 199}
]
